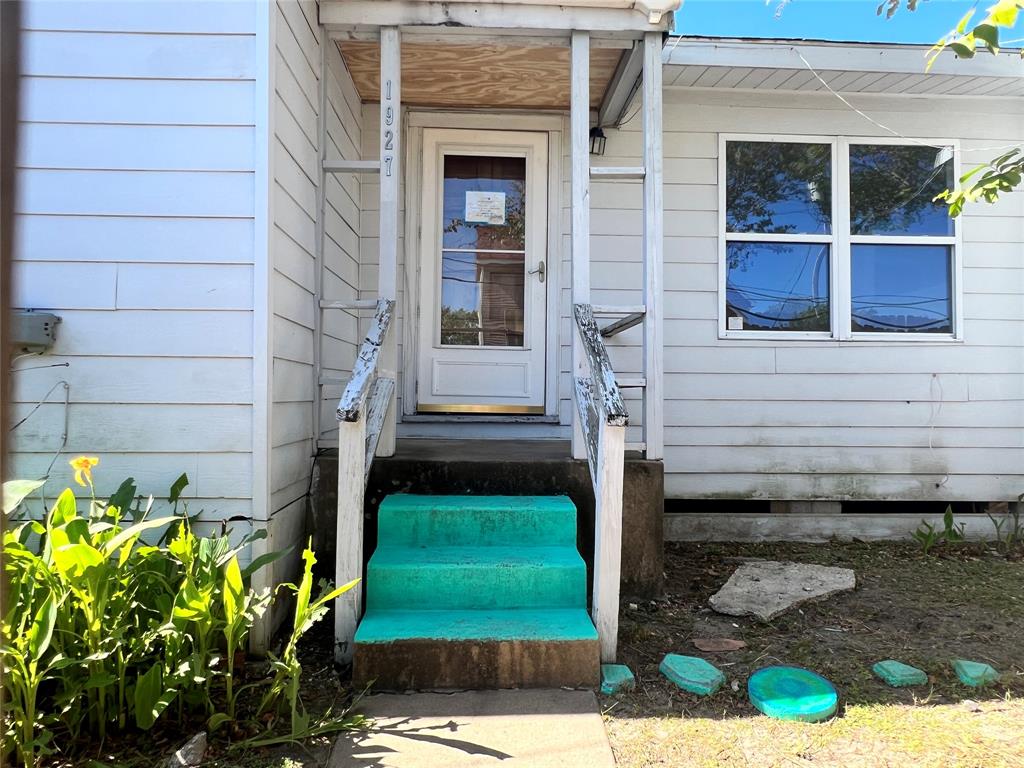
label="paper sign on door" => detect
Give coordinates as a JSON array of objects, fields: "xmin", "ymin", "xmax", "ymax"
[{"xmin": 465, "ymin": 191, "xmax": 506, "ymax": 225}]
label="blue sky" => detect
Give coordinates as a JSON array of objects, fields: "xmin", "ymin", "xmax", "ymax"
[{"xmin": 674, "ymin": 0, "xmax": 980, "ymax": 44}]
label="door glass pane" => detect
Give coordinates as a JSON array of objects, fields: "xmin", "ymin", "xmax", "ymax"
[
  {"xmin": 852, "ymin": 244, "xmax": 952, "ymax": 333},
  {"xmin": 725, "ymin": 141, "xmax": 832, "ymax": 235},
  {"xmin": 850, "ymin": 144, "xmax": 954, "ymax": 235},
  {"xmin": 441, "ymin": 251, "xmax": 525, "ymax": 346},
  {"xmin": 440, "ymin": 154, "xmax": 527, "ymax": 348},
  {"xmin": 726, "ymin": 242, "xmax": 831, "ymax": 331},
  {"xmin": 442, "ymin": 155, "xmax": 526, "ymax": 250}
]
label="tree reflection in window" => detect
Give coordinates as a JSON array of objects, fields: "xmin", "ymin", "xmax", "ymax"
[
  {"xmin": 850, "ymin": 145, "xmax": 954, "ymax": 236},
  {"xmin": 726, "ymin": 141, "xmax": 831, "ymax": 234}
]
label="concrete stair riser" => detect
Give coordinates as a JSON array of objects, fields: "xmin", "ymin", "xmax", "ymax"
[
  {"xmin": 377, "ymin": 494, "xmax": 578, "ymax": 548},
  {"xmin": 366, "ymin": 546, "xmax": 587, "ymax": 611}
]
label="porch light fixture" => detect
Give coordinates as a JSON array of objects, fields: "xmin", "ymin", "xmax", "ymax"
[{"xmin": 589, "ymin": 126, "xmax": 607, "ymax": 156}]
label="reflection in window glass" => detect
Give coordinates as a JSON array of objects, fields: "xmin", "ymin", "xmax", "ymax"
[
  {"xmin": 441, "ymin": 251, "xmax": 525, "ymax": 346},
  {"xmin": 851, "ymin": 244, "xmax": 952, "ymax": 333},
  {"xmin": 726, "ymin": 243, "xmax": 830, "ymax": 332},
  {"xmin": 439, "ymin": 154, "xmax": 527, "ymax": 348},
  {"xmin": 849, "ymin": 145, "xmax": 954, "ymax": 236},
  {"xmin": 726, "ymin": 141, "xmax": 832, "ymax": 235},
  {"xmin": 442, "ymin": 155, "xmax": 526, "ymax": 250}
]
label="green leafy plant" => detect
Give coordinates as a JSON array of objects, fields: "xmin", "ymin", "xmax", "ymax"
[
  {"xmin": 0, "ymin": 460, "xmax": 286, "ymax": 768},
  {"xmin": 254, "ymin": 542, "xmax": 359, "ymax": 743},
  {"xmin": 913, "ymin": 505, "xmax": 967, "ymax": 555},
  {"xmin": 988, "ymin": 498, "xmax": 1024, "ymax": 554},
  {"xmin": 912, "ymin": 519, "xmax": 943, "ymax": 556}
]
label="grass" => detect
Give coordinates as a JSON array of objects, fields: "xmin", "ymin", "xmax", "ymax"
[{"xmin": 602, "ymin": 541, "xmax": 1024, "ymax": 767}]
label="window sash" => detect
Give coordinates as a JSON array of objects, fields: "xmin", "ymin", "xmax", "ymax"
[{"xmin": 718, "ymin": 134, "xmax": 961, "ymax": 342}]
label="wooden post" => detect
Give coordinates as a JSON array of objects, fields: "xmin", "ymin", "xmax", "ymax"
[
  {"xmin": 570, "ymin": 30, "xmax": 590, "ymax": 462},
  {"xmin": 593, "ymin": 421, "xmax": 625, "ymax": 662},
  {"xmin": 641, "ymin": 30, "xmax": 663, "ymax": 461},
  {"xmin": 377, "ymin": 26, "xmax": 400, "ymax": 457},
  {"xmin": 334, "ymin": 416, "xmax": 366, "ymax": 664}
]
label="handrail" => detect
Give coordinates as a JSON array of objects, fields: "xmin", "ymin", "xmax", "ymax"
[
  {"xmin": 572, "ymin": 302, "xmax": 627, "ymax": 664},
  {"xmin": 337, "ymin": 298, "xmax": 395, "ymax": 422},
  {"xmin": 335, "ymin": 296, "xmax": 395, "ymax": 665},
  {"xmin": 573, "ymin": 303, "xmax": 628, "ymax": 426}
]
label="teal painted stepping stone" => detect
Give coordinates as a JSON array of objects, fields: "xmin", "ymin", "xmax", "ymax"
[
  {"xmin": 873, "ymin": 660, "xmax": 928, "ymax": 688},
  {"xmin": 953, "ymin": 659, "xmax": 999, "ymax": 687},
  {"xmin": 659, "ymin": 654, "xmax": 725, "ymax": 696},
  {"xmin": 748, "ymin": 666, "xmax": 838, "ymax": 723},
  {"xmin": 600, "ymin": 664, "xmax": 636, "ymax": 695}
]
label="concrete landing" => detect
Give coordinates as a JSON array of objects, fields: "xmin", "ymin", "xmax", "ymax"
[{"xmin": 329, "ymin": 689, "xmax": 615, "ymax": 768}]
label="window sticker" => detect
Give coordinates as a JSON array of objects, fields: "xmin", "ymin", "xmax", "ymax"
[{"xmin": 465, "ymin": 191, "xmax": 507, "ymax": 225}]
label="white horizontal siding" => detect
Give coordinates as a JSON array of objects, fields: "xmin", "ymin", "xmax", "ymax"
[
  {"xmin": 11, "ymin": 0, "xmax": 259, "ymax": 523},
  {"xmin": 270, "ymin": 1, "xmax": 361, "ymax": 520},
  {"xmin": 639, "ymin": 88, "xmax": 1024, "ymax": 501}
]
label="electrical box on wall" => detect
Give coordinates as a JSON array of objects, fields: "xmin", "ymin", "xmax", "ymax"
[{"xmin": 10, "ymin": 311, "xmax": 61, "ymax": 354}]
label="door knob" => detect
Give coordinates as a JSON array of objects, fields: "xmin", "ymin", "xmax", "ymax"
[{"xmin": 528, "ymin": 260, "xmax": 546, "ymax": 283}]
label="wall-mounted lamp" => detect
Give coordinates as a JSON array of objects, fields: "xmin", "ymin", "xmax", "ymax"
[{"xmin": 589, "ymin": 126, "xmax": 606, "ymax": 156}]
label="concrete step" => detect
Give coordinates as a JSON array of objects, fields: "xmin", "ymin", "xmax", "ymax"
[
  {"xmin": 377, "ymin": 494, "xmax": 577, "ymax": 548},
  {"xmin": 354, "ymin": 608, "xmax": 600, "ymax": 689},
  {"xmin": 366, "ymin": 545, "xmax": 587, "ymax": 611}
]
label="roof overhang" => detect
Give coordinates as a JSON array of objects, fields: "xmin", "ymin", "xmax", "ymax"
[
  {"xmin": 663, "ymin": 38, "xmax": 1024, "ymax": 97},
  {"xmin": 321, "ymin": 0, "xmax": 681, "ymax": 35}
]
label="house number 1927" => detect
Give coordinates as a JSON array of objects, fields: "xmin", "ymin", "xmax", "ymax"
[{"xmin": 382, "ymin": 79, "xmax": 394, "ymax": 177}]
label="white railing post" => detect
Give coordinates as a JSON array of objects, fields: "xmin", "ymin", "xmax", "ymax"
[
  {"xmin": 570, "ymin": 30, "xmax": 590, "ymax": 462},
  {"xmin": 593, "ymin": 419, "xmax": 625, "ymax": 662},
  {"xmin": 377, "ymin": 25, "xmax": 400, "ymax": 457},
  {"xmin": 642, "ymin": 30, "xmax": 664, "ymax": 460},
  {"xmin": 334, "ymin": 415, "xmax": 366, "ymax": 665}
]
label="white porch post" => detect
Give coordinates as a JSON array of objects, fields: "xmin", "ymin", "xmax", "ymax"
[
  {"xmin": 570, "ymin": 30, "xmax": 590, "ymax": 462},
  {"xmin": 641, "ymin": 30, "xmax": 663, "ymax": 460},
  {"xmin": 377, "ymin": 25, "xmax": 400, "ymax": 457}
]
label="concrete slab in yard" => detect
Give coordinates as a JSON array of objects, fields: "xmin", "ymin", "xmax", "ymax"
[
  {"xmin": 709, "ymin": 560, "xmax": 856, "ymax": 621},
  {"xmin": 329, "ymin": 689, "xmax": 615, "ymax": 768}
]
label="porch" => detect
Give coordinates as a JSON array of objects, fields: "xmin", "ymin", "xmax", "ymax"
[{"xmin": 313, "ymin": 0, "xmax": 674, "ymax": 681}]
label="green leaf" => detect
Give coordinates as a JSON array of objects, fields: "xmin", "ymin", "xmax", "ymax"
[
  {"xmin": 49, "ymin": 488, "xmax": 78, "ymax": 528},
  {"xmin": 311, "ymin": 578, "xmax": 361, "ymax": 611},
  {"xmin": 207, "ymin": 712, "xmax": 232, "ymax": 732},
  {"xmin": 2, "ymin": 478, "xmax": 46, "ymax": 515},
  {"xmin": 102, "ymin": 516, "xmax": 177, "ymax": 557},
  {"xmin": 971, "ymin": 23, "xmax": 1000, "ymax": 50},
  {"xmin": 987, "ymin": 0, "xmax": 1020, "ymax": 28},
  {"xmin": 240, "ymin": 545, "xmax": 291, "ymax": 580},
  {"xmin": 52, "ymin": 542, "xmax": 105, "ymax": 579},
  {"xmin": 26, "ymin": 593, "xmax": 57, "ymax": 663},
  {"xmin": 949, "ymin": 40, "xmax": 977, "ymax": 58},
  {"xmin": 223, "ymin": 555, "xmax": 244, "ymax": 624},
  {"xmin": 107, "ymin": 478, "xmax": 137, "ymax": 519},
  {"xmin": 134, "ymin": 663, "xmax": 175, "ymax": 730},
  {"xmin": 168, "ymin": 473, "xmax": 190, "ymax": 504}
]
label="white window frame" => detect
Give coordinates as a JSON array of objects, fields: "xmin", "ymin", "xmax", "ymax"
[{"xmin": 718, "ymin": 133, "xmax": 963, "ymax": 342}]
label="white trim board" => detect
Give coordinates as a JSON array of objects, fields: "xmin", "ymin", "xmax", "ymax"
[{"xmin": 665, "ymin": 512, "xmax": 1011, "ymax": 543}]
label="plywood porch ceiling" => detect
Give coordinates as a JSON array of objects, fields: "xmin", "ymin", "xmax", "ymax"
[{"xmin": 339, "ymin": 41, "xmax": 622, "ymax": 109}]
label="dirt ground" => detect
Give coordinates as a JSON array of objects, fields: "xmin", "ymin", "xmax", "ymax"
[{"xmin": 604, "ymin": 540, "xmax": 1024, "ymax": 768}]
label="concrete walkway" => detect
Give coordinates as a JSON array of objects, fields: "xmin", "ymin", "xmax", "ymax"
[{"xmin": 329, "ymin": 689, "xmax": 616, "ymax": 768}]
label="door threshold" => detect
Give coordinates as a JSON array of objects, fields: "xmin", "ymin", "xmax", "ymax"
[{"xmin": 404, "ymin": 413, "xmax": 561, "ymax": 424}]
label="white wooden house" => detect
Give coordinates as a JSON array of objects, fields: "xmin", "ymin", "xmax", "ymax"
[{"xmin": 9, "ymin": 0, "xmax": 1024, "ymax": 677}]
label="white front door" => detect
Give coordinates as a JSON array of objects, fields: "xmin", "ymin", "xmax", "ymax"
[{"xmin": 416, "ymin": 129, "xmax": 548, "ymax": 414}]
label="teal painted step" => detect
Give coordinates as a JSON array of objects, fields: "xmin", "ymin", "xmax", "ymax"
[
  {"xmin": 377, "ymin": 495, "xmax": 578, "ymax": 548},
  {"xmin": 356, "ymin": 607, "xmax": 598, "ymax": 644},
  {"xmin": 366, "ymin": 545, "xmax": 586, "ymax": 610}
]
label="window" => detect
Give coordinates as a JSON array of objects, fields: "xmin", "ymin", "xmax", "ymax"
[{"xmin": 721, "ymin": 136, "xmax": 958, "ymax": 340}]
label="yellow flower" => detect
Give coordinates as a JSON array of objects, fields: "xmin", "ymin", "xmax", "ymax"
[{"xmin": 69, "ymin": 456, "xmax": 99, "ymax": 488}]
